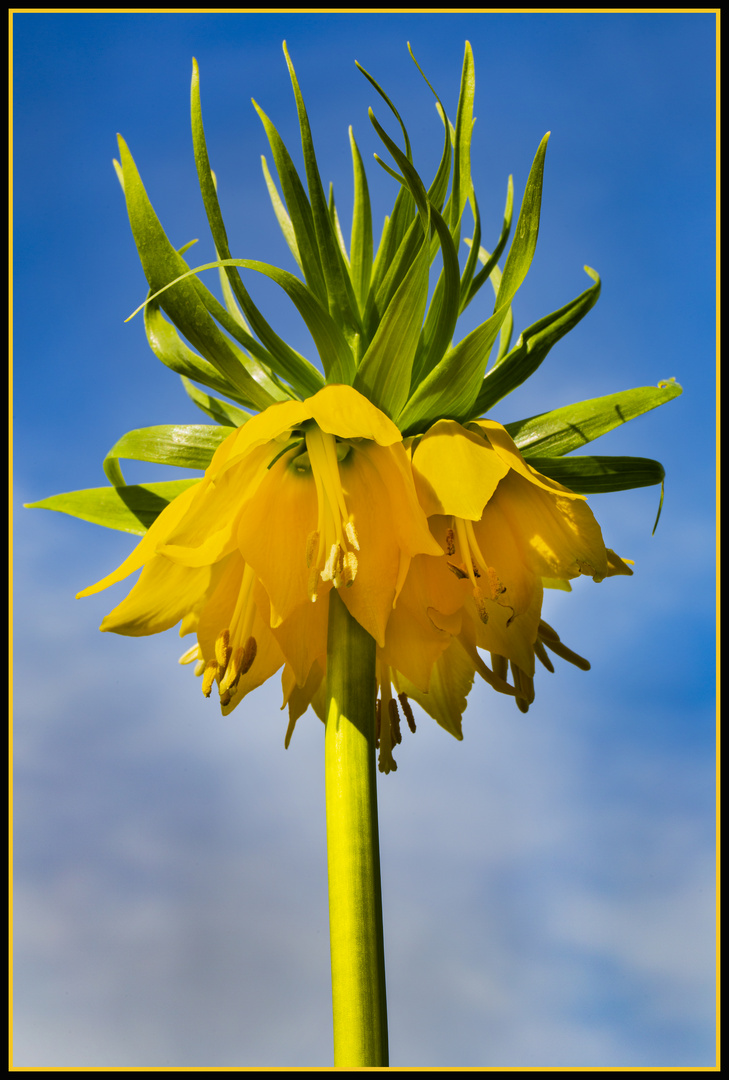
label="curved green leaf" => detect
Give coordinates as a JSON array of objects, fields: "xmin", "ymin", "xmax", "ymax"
[
  {"xmin": 506, "ymin": 381, "xmax": 682, "ymax": 457},
  {"xmin": 349, "ymin": 127, "xmax": 373, "ymax": 313},
  {"xmin": 25, "ymin": 479, "xmax": 202, "ymax": 535},
  {"xmin": 529, "ymin": 454, "xmax": 665, "ymax": 493},
  {"xmin": 103, "ymin": 424, "xmax": 235, "ymax": 486}
]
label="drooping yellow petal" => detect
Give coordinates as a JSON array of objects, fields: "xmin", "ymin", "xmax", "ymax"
[
  {"xmin": 99, "ymin": 552, "xmax": 224, "ymax": 637},
  {"xmin": 394, "ymin": 636, "xmax": 475, "ymax": 741},
  {"xmin": 76, "ymin": 479, "xmax": 203, "ymax": 598},
  {"xmin": 471, "ymin": 420, "xmax": 586, "ymax": 500},
  {"xmin": 411, "ymin": 420, "xmax": 509, "ymax": 519}
]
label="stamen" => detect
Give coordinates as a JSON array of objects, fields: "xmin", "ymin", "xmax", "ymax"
[
  {"xmin": 491, "ymin": 654, "xmax": 508, "ymax": 682},
  {"xmin": 445, "ymin": 527, "xmax": 456, "ymax": 556},
  {"xmin": 344, "ymin": 518, "xmax": 360, "ymax": 550},
  {"xmin": 240, "ymin": 636, "xmax": 257, "ymax": 676},
  {"xmin": 398, "ymin": 693, "xmax": 416, "ymax": 733},
  {"xmin": 193, "ymin": 659, "xmax": 206, "ymax": 678},
  {"xmin": 534, "ymin": 638, "xmax": 555, "ymax": 672},
  {"xmin": 215, "ymin": 628, "xmax": 231, "ymax": 673},
  {"xmin": 201, "ymin": 660, "xmax": 218, "ymax": 698},
  {"xmin": 389, "ymin": 697, "xmax": 402, "ymax": 745},
  {"xmin": 178, "ymin": 643, "xmax": 201, "ymax": 666}
]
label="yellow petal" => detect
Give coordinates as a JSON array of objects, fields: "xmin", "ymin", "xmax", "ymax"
[
  {"xmin": 395, "ymin": 637, "xmax": 475, "ymax": 741},
  {"xmin": 100, "ymin": 553, "xmax": 224, "ymax": 636},
  {"xmin": 472, "ymin": 420, "xmax": 586, "ymax": 499},
  {"xmin": 412, "ymin": 420, "xmax": 509, "ymax": 518},
  {"xmin": 76, "ymin": 480, "xmax": 202, "ymax": 598}
]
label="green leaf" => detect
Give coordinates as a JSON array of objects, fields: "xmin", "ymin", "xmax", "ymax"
[
  {"xmin": 462, "ymin": 176, "xmax": 513, "ymax": 311},
  {"xmin": 189, "ymin": 64, "xmax": 325, "ymax": 397},
  {"xmin": 117, "ymin": 136, "xmax": 283, "ymax": 411},
  {"xmin": 506, "ymin": 381, "xmax": 683, "ymax": 457},
  {"xmin": 528, "ymin": 454, "xmax": 665, "ymax": 493},
  {"xmin": 474, "ymin": 267, "xmax": 601, "ymax": 415},
  {"xmin": 253, "ymin": 102, "xmax": 326, "ymax": 302},
  {"xmin": 450, "ymin": 41, "xmax": 475, "ymax": 234},
  {"xmin": 260, "ymin": 153, "xmax": 302, "ymax": 271},
  {"xmin": 25, "ymin": 479, "xmax": 202, "ymax": 536},
  {"xmin": 495, "ymin": 132, "xmax": 550, "ymax": 311},
  {"xmin": 353, "ymin": 240, "xmax": 430, "ymax": 417},
  {"xmin": 283, "ymin": 42, "xmax": 363, "ymax": 341},
  {"xmin": 349, "ymin": 127, "xmax": 373, "ymax": 313},
  {"xmin": 103, "ymin": 424, "xmax": 235, "ymax": 486},
  {"xmin": 181, "ymin": 376, "xmax": 251, "ymax": 427},
  {"xmin": 397, "ymin": 135, "xmax": 549, "ymax": 435}
]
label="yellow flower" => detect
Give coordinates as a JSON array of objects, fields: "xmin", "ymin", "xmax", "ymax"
[
  {"xmin": 78, "ymin": 385, "xmax": 442, "ymax": 714},
  {"xmin": 373, "ymin": 417, "xmax": 635, "ymax": 739}
]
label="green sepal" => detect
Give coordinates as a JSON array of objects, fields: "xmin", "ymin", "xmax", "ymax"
[
  {"xmin": 506, "ymin": 381, "xmax": 682, "ymax": 457},
  {"xmin": 181, "ymin": 376, "xmax": 251, "ymax": 427},
  {"xmin": 103, "ymin": 424, "xmax": 234, "ymax": 486},
  {"xmin": 474, "ymin": 266, "xmax": 601, "ymax": 415},
  {"xmin": 25, "ymin": 479, "xmax": 202, "ymax": 536},
  {"xmin": 397, "ymin": 134, "xmax": 550, "ymax": 435}
]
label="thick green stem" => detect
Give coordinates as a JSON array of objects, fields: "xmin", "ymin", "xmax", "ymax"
[{"xmin": 324, "ymin": 589, "xmax": 389, "ymax": 1067}]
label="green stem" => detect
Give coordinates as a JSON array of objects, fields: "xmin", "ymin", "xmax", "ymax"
[{"xmin": 325, "ymin": 589, "xmax": 389, "ymax": 1067}]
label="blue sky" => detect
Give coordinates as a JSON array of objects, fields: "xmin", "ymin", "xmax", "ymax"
[{"xmin": 13, "ymin": 11, "xmax": 716, "ymax": 1069}]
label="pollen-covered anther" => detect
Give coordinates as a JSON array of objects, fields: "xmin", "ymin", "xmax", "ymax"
[
  {"xmin": 445, "ymin": 528, "xmax": 456, "ymax": 556},
  {"xmin": 214, "ymin": 628, "xmax": 231, "ymax": 674},
  {"xmin": 486, "ymin": 565, "xmax": 506, "ymax": 598},
  {"xmin": 344, "ymin": 518, "xmax": 360, "ymax": 551},
  {"xmin": 201, "ymin": 660, "xmax": 219, "ymax": 698},
  {"xmin": 398, "ymin": 693, "xmax": 416, "ymax": 733}
]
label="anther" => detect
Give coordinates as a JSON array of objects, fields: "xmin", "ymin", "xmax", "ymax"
[
  {"xmin": 215, "ymin": 628, "xmax": 231, "ymax": 673},
  {"xmin": 447, "ymin": 563, "xmax": 469, "ymax": 580},
  {"xmin": 388, "ymin": 697, "xmax": 402, "ymax": 745},
  {"xmin": 398, "ymin": 693, "xmax": 416, "ymax": 733},
  {"xmin": 445, "ymin": 528, "xmax": 456, "ymax": 556},
  {"xmin": 344, "ymin": 519, "xmax": 360, "ymax": 550},
  {"xmin": 240, "ymin": 636, "xmax": 257, "ymax": 676},
  {"xmin": 201, "ymin": 660, "xmax": 218, "ymax": 698},
  {"xmin": 194, "ymin": 659, "xmax": 206, "ymax": 678}
]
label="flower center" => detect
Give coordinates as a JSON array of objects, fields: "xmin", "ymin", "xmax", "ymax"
[{"xmin": 304, "ymin": 427, "xmax": 360, "ymax": 600}]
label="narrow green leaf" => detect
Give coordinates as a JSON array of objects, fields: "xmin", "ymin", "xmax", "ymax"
[
  {"xmin": 190, "ymin": 64, "xmax": 324, "ymax": 398},
  {"xmin": 349, "ymin": 127, "xmax": 373, "ymax": 313},
  {"xmin": 505, "ymin": 380, "xmax": 683, "ymax": 457},
  {"xmin": 181, "ymin": 376, "xmax": 251, "ymax": 427},
  {"xmin": 397, "ymin": 136, "xmax": 549, "ymax": 435},
  {"xmin": 528, "ymin": 454, "xmax": 665, "ymax": 493},
  {"xmin": 328, "ymin": 182, "xmax": 351, "ymax": 267},
  {"xmin": 463, "ymin": 176, "xmax": 513, "ymax": 311},
  {"xmin": 130, "ymin": 258, "xmax": 333, "ymax": 389},
  {"xmin": 496, "ymin": 133, "xmax": 550, "ymax": 311},
  {"xmin": 118, "ymin": 136, "xmax": 284, "ymax": 411},
  {"xmin": 450, "ymin": 41, "xmax": 475, "ymax": 234},
  {"xmin": 103, "ymin": 424, "xmax": 235, "ymax": 486},
  {"xmin": 144, "ymin": 297, "xmax": 264, "ymax": 408},
  {"xmin": 260, "ymin": 153, "xmax": 303, "ymax": 271},
  {"xmin": 25, "ymin": 479, "xmax": 202, "ymax": 536},
  {"xmin": 253, "ymin": 102, "xmax": 327, "ymax": 302},
  {"xmin": 355, "ymin": 58, "xmax": 413, "ymax": 161},
  {"xmin": 283, "ymin": 42, "xmax": 363, "ymax": 340},
  {"xmin": 353, "ymin": 240, "xmax": 429, "ymax": 417},
  {"xmin": 474, "ymin": 267, "xmax": 602, "ymax": 415}
]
